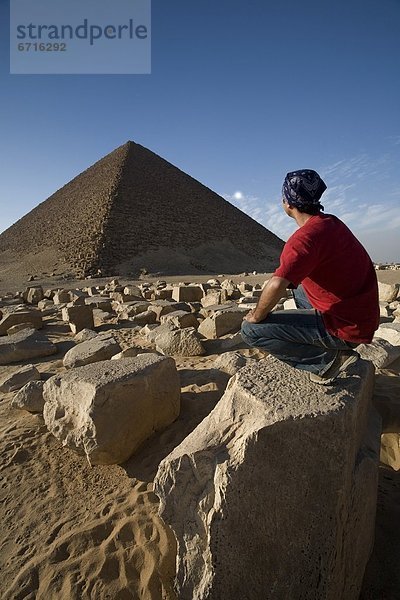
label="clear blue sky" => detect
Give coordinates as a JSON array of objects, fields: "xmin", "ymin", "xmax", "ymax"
[{"xmin": 1, "ymin": 0, "xmax": 399, "ymax": 261}]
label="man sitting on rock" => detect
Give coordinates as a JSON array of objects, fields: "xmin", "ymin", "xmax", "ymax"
[{"xmin": 241, "ymin": 169, "xmax": 379, "ymax": 384}]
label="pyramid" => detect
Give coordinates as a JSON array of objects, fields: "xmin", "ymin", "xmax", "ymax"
[{"xmin": 0, "ymin": 141, "xmax": 284, "ymax": 277}]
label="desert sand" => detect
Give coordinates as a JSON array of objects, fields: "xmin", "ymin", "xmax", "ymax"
[{"xmin": 1, "ymin": 271, "xmax": 399, "ymax": 599}]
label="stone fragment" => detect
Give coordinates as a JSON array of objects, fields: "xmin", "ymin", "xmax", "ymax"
[
  {"xmin": 25, "ymin": 286, "xmax": 44, "ymax": 305},
  {"xmin": 172, "ymin": 286, "xmax": 204, "ymax": 303},
  {"xmin": 198, "ymin": 308, "xmax": 247, "ymax": 339},
  {"xmin": 6, "ymin": 323, "xmax": 34, "ymax": 336},
  {"xmin": 0, "ymin": 310, "xmax": 43, "ymax": 335},
  {"xmin": 357, "ymin": 339, "xmax": 400, "ymax": 368},
  {"xmin": 160, "ymin": 310, "xmax": 199, "ymax": 329},
  {"xmin": 283, "ymin": 298, "xmax": 297, "ymax": 310},
  {"xmin": 378, "ymin": 282, "xmax": 399, "ymax": 303},
  {"xmin": 0, "ymin": 329, "xmax": 57, "ymax": 365},
  {"xmin": 62, "ymin": 304, "xmax": 94, "ymax": 334},
  {"xmin": 0, "ymin": 364, "xmax": 40, "ymax": 392},
  {"xmin": 379, "ymin": 302, "xmax": 390, "ymax": 318},
  {"xmin": 43, "ymin": 354, "xmax": 180, "ymax": 464},
  {"xmin": 74, "ymin": 328, "xmax": 97, "ymax": 343},
  {"xmin": 84, "ymin": 296, "xmax": 113, "ymax": 312},
  {"xmin": 155, "ymin": 357, "xmax": 380, "ymax": 600},
  {"xmin": 111, "ymin": 347, "xmax": 145, "ymax": 359},
  {"xmin": 11, "ymin": 380, "xmax": 45, "ymax": 412},
  {"xmin": 155, "ymin": 327, "xmax": 205, "ymax": 357},
  {"xmin": 213, "ymin": 351, "xmax": 254, "ymax": 376},
  {"xmin": 53, "ymin": 289, "xmax": 71, "ymax": 304},
  {"xmin": 380, "ymin": 433, "xmax": 400, "ymax": 470},
  {"xmin": 376, "ymin": 323, "xmax": 400, "ymax": 346},
  {"xmin": 63, "ymin": 335, "xmax": 122, "ymax": 368}
]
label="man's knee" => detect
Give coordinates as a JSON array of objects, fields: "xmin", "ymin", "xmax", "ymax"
[{"xmin": 241, "ymin": 320, "xmax": 263, "ymax": 347}]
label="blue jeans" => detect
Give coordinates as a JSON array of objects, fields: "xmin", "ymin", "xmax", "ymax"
[{"xmin": 241, "ymin": 285, "xmax": 356, "ymax": 375}]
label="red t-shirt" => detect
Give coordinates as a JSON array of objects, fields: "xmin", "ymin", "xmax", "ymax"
[{"xmin": 274, "ymin": 213, "xmax": 379, "ymax": 343}]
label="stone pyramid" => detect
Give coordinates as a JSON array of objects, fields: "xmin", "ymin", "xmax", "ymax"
[{"xmin": 0, "ymin": 141, "xmax": 284, "ymax": 277}]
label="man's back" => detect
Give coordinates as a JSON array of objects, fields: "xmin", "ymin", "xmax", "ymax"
[{"xmin": 274, "ymin": 213, "xmax": 379, "ymax": 343}]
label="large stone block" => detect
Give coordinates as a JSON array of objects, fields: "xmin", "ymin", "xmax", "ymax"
[
  {"xmin": 198, "ymin": 307, "xmax": 247, "ymax": 339},
  {"xmin": 61, "ymin": 304, "xmax": 94, "ymax": 334},
  {"xmin": 0, "ymin": 310, "xmax": 43, "ymax": 335},
  {"xmin": 160, "ymin": 310, "xmax": 199, "ymax": 329},
  {"xmin": 154, "ymin": 357, "xmax": 380, "ymax": 600},
  {"xmin": 378, "ymin": 281, "xmax": 399, "ymax": 303},
  {"xmin": 43, "ymin": 354, "xmax": 181, "ymax": 465},
  {"xmin": 155, "ymin": 327, "xmax": 205, "ymax": 357},
  {"xmin": 63, "ymin": 334, "xmax": 121, "ymax": 368},
  {"xmin": 0, "ymin": 328, "xmax": 57, "ymax": 365},
  {"xmin": 172, "ymin": 286, "xmax": 204, "ymax": 303}
]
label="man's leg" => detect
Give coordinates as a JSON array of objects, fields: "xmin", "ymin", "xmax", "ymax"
[{"xmin": 241, "ymin": 309, "xmax": 354, "ymax": 376}]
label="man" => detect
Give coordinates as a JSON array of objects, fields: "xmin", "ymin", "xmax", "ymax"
[{"xmin": 241, "ymin": 169, "xmax": 379, "ymax": 384}]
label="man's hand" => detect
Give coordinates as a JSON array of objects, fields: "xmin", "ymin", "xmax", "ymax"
[
  {"xmin": 243, "ymin": 309, "xmax": 267, "ymax": 323},
  {"xmin": 242, "ymin": 276, "xmax": 290, "ymax": 324}
]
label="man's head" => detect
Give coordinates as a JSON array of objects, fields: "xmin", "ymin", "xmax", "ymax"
[{"xmin": 282, "ymin": 169, "xmax": 327, "ymax": 217}]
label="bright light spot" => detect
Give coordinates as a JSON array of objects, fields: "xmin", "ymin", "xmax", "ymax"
[{"xmin": 233, "ymin": 191, "xmax": 243, "ymax": 200}]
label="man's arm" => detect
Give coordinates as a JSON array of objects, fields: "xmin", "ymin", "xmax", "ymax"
[{"xmin": 243, "ymin": 275, "xmax": 290, "ymax": 323}]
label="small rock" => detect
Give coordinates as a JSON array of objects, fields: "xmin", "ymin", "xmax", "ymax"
[
  {"xmin": 156, "ymin": 327, "xmax": 205, "ymax": 357},
  {"xmin": 11, "ymin": 380, "xmax": 45, "ymax": 413},
  {"xmin": 0, "ymin": 364, "xmax": 41, "ymax": 392}
]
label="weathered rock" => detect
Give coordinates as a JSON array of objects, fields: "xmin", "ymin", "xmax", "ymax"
[
  {"xmin": 198, "ymin": 308, "xmax": 247, "ymax": 339},
  {"xmin": 111, "ymin": 347, "xmax": 146, "ymax": 359},
  {"xmin": 379, "ymin": 302, "xmax": 390, "ymax": 318},
  {"xmin": 74, "ymin": 328, "xmax": 97, "ymax": 343},
  {"xmin": 6, "ymin": 323, "xmax": 34, "ymax": 336},
  {"xmin": 0, "ymin": 310, "xmax": 43, "ymax": 335},
  {"xmin": 53, "ymin": 289, "xmax": 71, "ymax": 304},
  {"xmin": 0, "ymin": 329, "xmax": 57, "ymax": 365},
  {"xmin": 172, "ymin": 285, "xmax": 204, "ymax": 303},
  {"xmin": 0, "ymin": 364, "xmax": 40, "ymax": 392},
  {"xmin": 283, "ymin": 298, "xmax": 297, "ymax": 310},
  {"xmin": 202, "ymin": 331, "xmax": 248, "ymax": 354},
  {"xmin": 357, "ymin": 338, "xmax": 400, "ymax": 368},
  {"xmin": 160, "ymin": 310, "xmax": 199, "ymax": 329},
  {"xmin": 155, "ymin": 357, "xmax": 380, "ymax": 600},
  {"xmin": 43, "ymin": 354, "xmax": 180, "ymax": 464},
  {"xmin": 11, "ymin": 380, "xmax": 45, "ymax": 412},
  {"xmin": 375, "ymin": 322, "xmax": 400, "ymax": 346},
  {"xmin": 129, "ymin": 310, "xmax": 157, "ymax": 326},
  {"xmin": 25, "ymin": 286, "xmax": 44, "ymax": 305},
  {"xmin": 378, "ymin": 281, "xmax": 399, "ymax": 303},
  {"xmin": 148, "ymin": 300, "xmax": 178, "ymax": 320},
  {"xmin": 213, "ymin": 351, "xmax": 254, "ymax": 376},
  {"xmin": 380, "ymin": 433, "xmax": 400, "ymax": 470},
  {"xmin": 85, "ymin": 296, "xmax": 113, "ymax": 312},
  {"xmin": 155, "ymin": 327, "xmax": 205, "ymax": 357},
  {"xmin": 63, "ymin": 335, "xmax": 122, "ymax": 368},
  {"xmin": 201, "ymin": 290, "xmax": 227, "ymax": 308},
  {"xmin": 115, "ymin": 301, "xmax": 150, "ymax": 319},
  {"xmin": 62, "ymin": 304, "xmax": 94, "ymax": 334}
]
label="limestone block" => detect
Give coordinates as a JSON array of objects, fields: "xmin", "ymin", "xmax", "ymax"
[
  {"xmin": 148, "ymin": 301, "xmax": 177, "ymax": 320},
  {"xmin": 43, "ymin": 355, "xmax": 180, "ymax": 464},
  {"xmin": 284, "ymin": 298, "xmax": 297, "ymax": 310},
  {"xmin": 380, "ymin": 433, "xmax": 400, "ymax": 470},
  {"xmin": 62, "ymin": 304, "xmax": 94, "ymax": 334},
  {"xmin": 357, "ymin": 338, "xmax": 400, "ymax": 368},
  {"xmin": 155, "ymin": 327, "xmax": 205, "ymax": 357},
  {"xmin": 11, "ymin": 380, "xmax": 45, "ymax": 413},
  {"xmin": 25, "ymin": 286, "xmax": 44, "ymax": 305},
  {"xmin": 63, "ymin": 335, "xmax": 122, "ymax": 368},
  {"xmin": 74, "ymin": 328, "xmax": 97, "ymax": 343},
  {"xmin": 213, "ymin": 351, "xmax": 254, "ymax": 376},
  {"xmin": 0, "ymin": 364, "xmax": 40, "ymax": 392},
  {"xmin": 0, "ymin": 310, "xmax": 43, "ymax": 335},
  {"xmin": 374, "ymin": 323, "xmax": 400, "ymax": 346},
  {"xmin": 172, "ymin": 286, "xmax": 204, "ymax": 303},
  {"xmin": 160, "ymin": 310, "xmax": 199, "ymax": 329},
  {"xmin": 378, "ymin": 282, "xmax": 399, "ymax": 303},
  {"xmin": 155, "ymin": 357, "xmax": 380, "ymax": 600},
  {"xmin": 379, "ymin": 302, "xmax": 390, "ymax": 318},
  {"xmin": 6, "ymin": 323, "xmax": 34, "ymax": 336},
  {"xmin": 0, "ymin": 329, "xmax": 57, "ymax": 365},
  {"xmin": 129, "ymin": 310, "xmax": 157, "ymax": 326},
  {"xmin": 53, "ymin": 290, "xmax": 71, "ymax": 304},
  {"xmin": 198, "ymin": 308, "xmax": 247, "ymax": 339},
  {"xmin": 84, "ymin": 296, "xmax": 113, "ymax": 312}
]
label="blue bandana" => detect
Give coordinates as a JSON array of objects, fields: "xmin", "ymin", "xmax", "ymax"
[{"xmin": 282, "ymin": 169, "xmax": 327, "ymax": 211}]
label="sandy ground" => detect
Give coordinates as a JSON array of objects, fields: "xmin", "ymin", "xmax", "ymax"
[{"xmin": 1, "ymin": 270, "xmax": 400, "ymax": 599}]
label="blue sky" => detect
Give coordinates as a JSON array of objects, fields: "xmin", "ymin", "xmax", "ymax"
[{"xmin": 1, "ymin": 0, "xmax": 399, "ymax": 261}]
